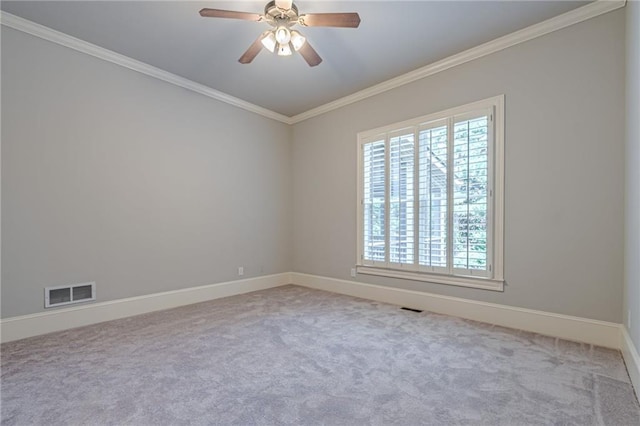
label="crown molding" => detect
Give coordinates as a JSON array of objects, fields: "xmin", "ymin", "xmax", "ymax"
[
  {"xmin": 1, "ymin": 0, "xmax": 626, "ymax": 126},
  {"xmin": 0, "ymin": 11, "xmax": 294, "ymax": 125},
  {"xmin": 289, "ymin": 0, "xmax": 627, "ymax": 124}
]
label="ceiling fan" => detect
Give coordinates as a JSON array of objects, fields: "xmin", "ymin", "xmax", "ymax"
[{"xmin": 199, "ymin": 0, "xmax": 361, "ymax": 67}]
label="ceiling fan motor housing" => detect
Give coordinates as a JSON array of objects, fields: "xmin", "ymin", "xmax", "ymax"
[{"xmin": 265, "ymin": 1, "xmax": 299, "ymax": 22}]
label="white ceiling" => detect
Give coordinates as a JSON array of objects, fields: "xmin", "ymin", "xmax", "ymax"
[{"xmin": 1, "ymin": 1, "xmax": 589, "ymax": 117}]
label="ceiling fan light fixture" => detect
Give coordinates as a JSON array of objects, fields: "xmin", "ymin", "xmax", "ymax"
[
  {"xmin": 261, "ymin": 31, "xmax": 277, "ymax": 53},
  {"xmin": 277, "ymin": 43, "xmax": 292, "ymax": 56},
  {"xmin": 274, "ymin": 26, "xmax": 291, "ymax": 44},
  {"xmin": 200, "ymin": 2, "xmax": 361, "ymax": 66},
  {"xmin": 290, "ymin": 30, "xmax": 306, "ymax": 51}
]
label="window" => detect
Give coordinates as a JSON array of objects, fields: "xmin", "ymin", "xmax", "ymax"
[{"xmin": 357, "ymin": 96, "xmax": 504, "ymax": 291}]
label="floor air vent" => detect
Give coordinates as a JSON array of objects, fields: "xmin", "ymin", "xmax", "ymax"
[
  {"xmin": 401, "ymin": 307, "xmax": 423, "ymax": 313},
  {"xmin": 45, "ymin": 282, "xmax": 96, "ymax": 308}
]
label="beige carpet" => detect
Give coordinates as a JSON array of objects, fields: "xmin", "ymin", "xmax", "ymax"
[{"xmin": 1, "ymin": 285, "xmax": 639, "ymax": 425}]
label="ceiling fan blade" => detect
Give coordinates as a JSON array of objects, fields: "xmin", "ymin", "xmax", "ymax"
[
  {"xmin": 199, "ymin": 8, "xmax": 262, "ymax": 21},
  {"xmin": 298, "ymin": 13, "xmax": 361, "ymax": 28},
  {"xmin": 298, "ymin": 42, "xmax": 322, "ymax": 67},
  {"xmin": 275, "ymin": 0, "xmax": 293, "ymax": 10},
  {"xmin": 238, "ymin": 34, "xmax": 265, "ymax": 64}
]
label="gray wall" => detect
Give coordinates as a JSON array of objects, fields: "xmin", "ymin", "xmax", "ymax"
[
  {"xmin": 292, "ymin": 10, "xmax": 626, "ymax": 323},
  {"xmin": 1, "ymin": 27, "xmax": 292, "ymax": 318},
  {"xmin": 625, "ymin": 1, "xmax": 640, "ymax": 348},
  {"xmin": 2, "ymin": 8, "xmax": 630, "ymax": 326}
]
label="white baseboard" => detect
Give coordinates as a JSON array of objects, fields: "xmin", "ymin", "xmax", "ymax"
[
  {"xmin": 621, "ymin": 327, "xmax": 640, "ymax": 395},
  {"xmin": 291, "ymin": 272, "xmax": 622, "ymax": 349},
  {"xmin": 2, "ymin": 271, "xmax": 625, "ymax": 353},
  {"xmin": 0, "ymin": 272, "xmax": 291, "ymax": 343}
]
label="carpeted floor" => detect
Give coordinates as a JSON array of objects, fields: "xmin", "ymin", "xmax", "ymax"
[{"xmin": 1, "ymin": 285, "xmax": 639, "ymax": 425}]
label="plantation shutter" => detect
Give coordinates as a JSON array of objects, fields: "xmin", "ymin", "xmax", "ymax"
[
  {"xmin": 388, "ymin": 130, "xmax": 415, "ymax": 266},
  {"xmin": 417, "ymin": 120, "xmax": 449, "ymax": 272},
  {"xmin": 452, "ymin": 111, "xmax": 491, "ymax": 277},
  {"xmin": 362, "ymin": 138, "xmax": 386, "ymax": 264},
  {"xmin": 357, "ymin": 96, "xmax": 503, "ymax": 289}
]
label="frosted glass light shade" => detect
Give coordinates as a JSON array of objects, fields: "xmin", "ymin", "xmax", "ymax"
[
  {"xmin": 290, "ymin": 30, "xmax": 306, "ymax": 51},
  {"xmin": 261, "ymin": 32, "xmax": 277, "ymax": 53},
  {"xmin": 277, "ymin": 43, "xmax": 292, "ymax": 56},
  {"xmin": 275, "ymin": 27, "xmax": 291, "ymax": 44},
  {"xmin": 275, "ymin": 0, "xmax": 292, "ymax": 10}
]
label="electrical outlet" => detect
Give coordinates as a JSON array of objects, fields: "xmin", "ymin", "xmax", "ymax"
[
  {"xmin": 350, "ymin": 268, "xmax": 356, "ymax": 277},
  {"xmin": 238, "ymin": 266, "xmax": 244, "ymax": 276}
]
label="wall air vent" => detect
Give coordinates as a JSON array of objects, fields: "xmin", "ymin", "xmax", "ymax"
[{"xmin": 45, "ymin": 282, "xmax": 96, "ymax": 308}]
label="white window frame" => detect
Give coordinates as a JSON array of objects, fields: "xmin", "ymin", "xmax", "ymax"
[{"xmin": 357, "ymin": 95, "xmax": 505, "ymax": 291}]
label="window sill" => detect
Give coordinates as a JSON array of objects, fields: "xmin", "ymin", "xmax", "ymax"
[{"xmin": 356, "ymin": 266, "xmax": 504, "ymax": 292}]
